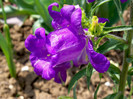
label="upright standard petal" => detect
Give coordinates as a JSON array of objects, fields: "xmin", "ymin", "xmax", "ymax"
[
  {"xmin": 48, "ymin": 3, "xmax": 74, "ymax": 30},
  {"xmin": 87, "ymin": 39, "xmax": 110, "ymax": 73},
  {"xmin": 71, "ymin": 8, "xmax": 84, "ymax": 35},
  {"xmin": 48, "ymin": 2, "xmax": 61, "ymax": 22}
]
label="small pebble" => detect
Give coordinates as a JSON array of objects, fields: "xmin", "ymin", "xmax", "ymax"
[
  {"xmin": 9, "ymin": 84, "xmax": 14, "ymax": 89},
  {"xmin": 105, "ymin": 82, "xmax": 110, "ymax": 86},
  {"xmin": 21, "ymin": 66, "xmax": 29, "ymax": 71},
  {"xmin": 19, "ymin": 96, "xmax": 24, "ymax": 99}
]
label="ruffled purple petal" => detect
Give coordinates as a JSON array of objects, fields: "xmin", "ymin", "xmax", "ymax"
[
  {"xmin": 48, "ymin": 3, "xmax": 72, "ymax": 30},
  {"xmin": 98, "ymin": 18, "xmax": 109, "ymax": 23},
  {"xmin": 120, "ymin": 0, "xmax": 127, "ymax": 3},
  {"xmin": 87, "ymin": 40, "xmax": 110, "ymax": 73},
  {"xmin": 25, "ymin": 34, "xmax": 37, "ymax": 52},
  {"xmin": 25, "ymin": 28, "xmax": 48, "ymax": 57},
  {"xmin": 48, "ymin": 2, "xmax": 61, "ymax": 22},
  {"xmin": 35, "ymin": 27, "xmax": 46, "ymax": 40},
  {"xmin": 47, "ymin": 27, "xmax": 86, "ymax": 65},
  {"xmin": 61, "ymin": 5, "xmax": 75, "ymax": 21}
]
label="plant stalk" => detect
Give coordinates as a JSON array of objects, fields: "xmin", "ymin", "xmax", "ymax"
[
  {"xmin": 113, "ymin": 0, "xmax": 128, "ymax": 39},
  {"xmin": 118, "ymin": 0, "xmax": 133, "ymax": 94},
  {"xmin": 0, "ymin": 0, "xmax": 16, "ymax": 78}
]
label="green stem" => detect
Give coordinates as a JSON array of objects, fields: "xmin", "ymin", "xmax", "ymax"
[
  {"xmin": 0, "ymin": 0, "xmax": 7, "ymax": 24},
  {"xmin": 73, "ymin": 82, "xmax": 77, "ymax": 99},
  {"xmin": 118, "ymin": 0, "xmax": 133, "ymax": 94},
  {"xmin": 113, "ymin": 0, "xmax": 128, "ymax": 39},
  {"xmin": 113, "ymin": 0, "xmax": 125, "ymax": 25}
]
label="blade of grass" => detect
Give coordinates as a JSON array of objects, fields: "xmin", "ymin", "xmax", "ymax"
[
  {"xmin": 0, "ymin": 0, "xmax": 16, "ymax": 77},
  {"xmin": 0, "ymin": 32, "xmax": 16, "ymax": 77}
]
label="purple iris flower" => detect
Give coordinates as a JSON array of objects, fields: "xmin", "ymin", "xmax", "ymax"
[
  {"xmin": 87, "ymin": 0, "xmax": 127, "ymax": 3},
  {"xmin": 120, "ymin": 0, "xmax": 128, "ymax": 3},
  {"xmin": 87, "ymin": 0, "xmax": 95, "ymax": 3},
  {"xmin": 25, "ymin": 3, "xmax": 110, "ymax": 83},
  {"xmin": 98, "ymin": 18, "xmax": 109, "ymax": 23}
]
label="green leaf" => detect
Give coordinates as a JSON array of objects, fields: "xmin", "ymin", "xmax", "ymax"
[
  {"xmin": 86, "ymin": 64, "xmax": 93, "ymax": 90},
  {"xmin": 23, "ymin": 0, "xmax": 34, "ymax": 5},
  {"xmin": 90, "ymin": 0, "xmax": 111, "ymax": 17},
  {"xmin": 126, "ymin": 58, "xmax": 133, "ymax": 63},
  {"xmin": 104, "ymin": 93, "xmax": 127, "ymax": 99},
  {"xmin": 97, "ymin": 0, "xmax": 130, "ymax": 26},
  {"xmin": 108, "ymin": 63, "xmax": 120, "ymax": 84},
  {"xmin": 64, "ymin": 0, "xmax": 73, "ymax": 5},
  {"xmin": 68, "ymin": 68, "xmax": 86, "ymax": 93},
  {"xmin": 104, "ymin": 93, "xmax": 118, "ymax": 99},
  {"xmin": 14, "ymin": 0, "xmax": 34, "ymax": 9},
  {"xmin": 32, "ymin": 18, "xmax": 52, "ymax": 35},
  {"xmin": 0, "ymin": 32, "xmax": 16, "ymax": 77},
  {"xmin": 94, "ymin": 83, "xmax": 100, "ymax": 99},
  {"xmin": 103, "ymin": 26, "xmax": 133, "ymax": 34},
  {"xmin": 58, "ymin": 96, "xmax": 73, "ymax": 99},
  {"xmin": 97, "ymin": 39, "xmax": 124, "ymax": 54},
  {"xmin": 108, "ymin": 63, "xmax": 121, "ymax": 74},
  {"xmin": 104, "ymin": 34, "xmax": 126, "ymax": 44},
  {"xmin": 34, "ymin": 0, "xmax": 52, "ymax": 29},
  {"xmin": 128, "ymin": 67, "xmax": 133, "ymax": 76},
  {"xmin": 73, "ymin": 0, "xmax": 86, "ymax": 7},
  {"xmin": 0, "ymin": 5, "xmax": 36, "ymax": 18},
  {"xmin": 108, "ymin": 73, "xmax": 119, "ymax": 84},
  {"xmin": 127, "ymin": 75, "xmax": 131, "ymax": 89}
]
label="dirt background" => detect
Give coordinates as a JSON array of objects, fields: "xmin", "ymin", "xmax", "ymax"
[{"xmin": 0, "ymin": 5, "xmax": 132, "ymax": 99}]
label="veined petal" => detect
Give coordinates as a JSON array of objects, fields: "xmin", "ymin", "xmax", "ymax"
[
  {"xmin": 30, "ymin": 54, "xmax": 55, "ymax": 80},
  {"xmin": 47, "ymin": 27, "xmax": 86, "ymax": 65},
  {"xmin": 73, "ymin": 47, "xmax": 89, "ymax": 67},
  {"xmin": 42, "ymin": 65, "xmax": 55, "ymax": 80},
  {"xmin": 87, "ymin": 40, "xmax": 110, "ymax": 73},
  {"xmin": 52, "ymin": 19, "xmax": 70, "ymax": 30},
  {"xmin": 49, "ymin": 3, "xmax": 75, "ymax": 30},
  {"xmin": 71, "ymin": 8, "xmax": 84, "ymax": 35}
]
